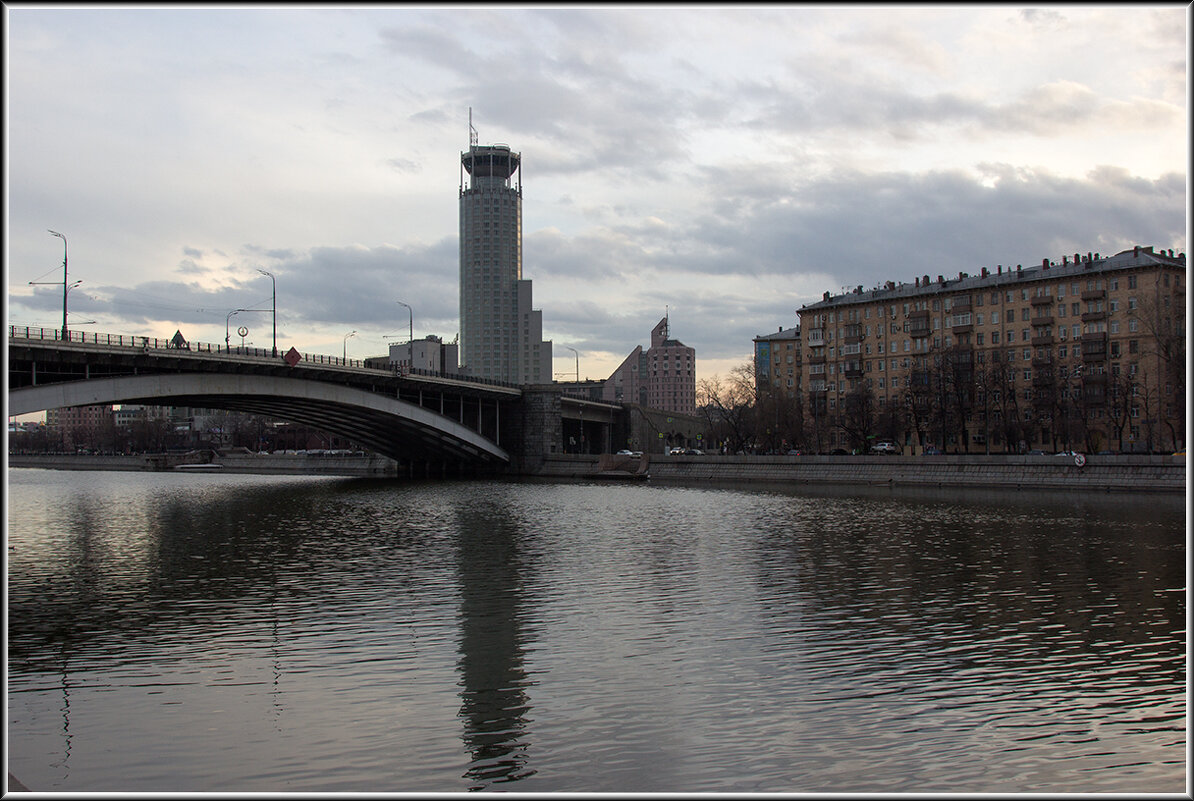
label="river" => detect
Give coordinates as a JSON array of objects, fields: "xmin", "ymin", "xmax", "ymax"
[{"xmin": 6, "ymin": 468, "xmax": 1186, "ymax": 793}]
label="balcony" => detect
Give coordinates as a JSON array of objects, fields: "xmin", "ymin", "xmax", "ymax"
[
  {"xmin": 1031, "ymin": 333, "xmax": 1054, "ymax": 346},
  {"xmin": 1033, "ymin": 373, "xmax": 1055, "ymax": 387},
  {"xmin": 1081, "ymin": 311, "xmax": 1106, "ymax": 323},
  {"xmin": 1081, "ymin": 289, "xmax": 1106, "ymax": 301},
  {"xmin": 1030, "ymin": 295, "xmax": 1054, "ymax": 306}
]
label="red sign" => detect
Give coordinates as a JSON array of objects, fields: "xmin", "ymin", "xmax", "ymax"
[{"xmin": 284, "ymin": 347, "xmax": 301, "ymax": 367}]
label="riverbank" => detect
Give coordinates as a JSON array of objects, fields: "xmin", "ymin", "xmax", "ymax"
[
  {"xmin": 9, "ymin": 451, "xmax": 1186, "ymax": 493},
  {"xmin": 535, "ymin": 452, "xmax": 1187, "ymax": 493}
]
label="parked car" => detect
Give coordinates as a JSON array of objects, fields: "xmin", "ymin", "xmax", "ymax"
[
  {"xmin": 786, "ymin": 449, "xmax": 802, "ymax": 456},
  {"xmin": 923, "ymin": 446, "xmax": 943, "ymax": 455},
  {"xmin": 1054, "ymin": 450, "xmax": 1081, "ymax": 457},
  {"xmin": 683, "ymin": 448, "xmax": 703, "ymax": 455},
  {"xmin": 870, "ymin": 441, "xmax": 899, "ymax": 454},
  {"xmin": 616, "ymin": 449, "xmax": 634, "ymax": 456}
]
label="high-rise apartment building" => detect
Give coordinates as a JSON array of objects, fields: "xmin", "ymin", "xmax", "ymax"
[
  {"xmin": 604, "ymin": 316, "xmax": 697, "ymax": 414},
  {"xmin": 458, "ymin": 119, "xmax": 552, "ymax": 384},
  {"xmin": 795, "ymin": 246, "xmax": 1185, "ymax": 454}
]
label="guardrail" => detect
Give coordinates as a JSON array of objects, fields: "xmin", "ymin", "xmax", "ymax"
[{"xmin": 8, "ymin": 325, "xmax": 522, "ymax": 389}]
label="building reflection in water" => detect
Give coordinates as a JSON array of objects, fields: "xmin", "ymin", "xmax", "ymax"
[{"xmin": 453, "ymin": 496, "xmax": 538, "ymax": 789}]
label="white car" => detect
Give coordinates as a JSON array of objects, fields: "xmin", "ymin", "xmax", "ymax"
[{"xmin": 870, "ymin": 441, "xmax": 899, "ymax": 454}]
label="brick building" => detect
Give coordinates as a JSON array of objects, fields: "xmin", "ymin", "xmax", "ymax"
[
  {"xmin": 603, "ymin": 316, "xmax": 697, "ymax": 414},
  {"xmin": 794, "ymin": 246, "xmax": 1185, "ymax": 454}
]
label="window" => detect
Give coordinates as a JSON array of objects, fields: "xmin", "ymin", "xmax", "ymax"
[
  {"xmin": 1127, "ymin": 297, "xmax": 1137, "ymax": 310},
  {"xmin": 992, "ymin": 331, "xmax": 1000, "ymax": 344},
  {"xmin": 976, "ymin": 333, "xmax": 984, "ymax": 345},
  {"xmin": 991, "ymin": 311, "xmax": 1000, "ymax": 324}
]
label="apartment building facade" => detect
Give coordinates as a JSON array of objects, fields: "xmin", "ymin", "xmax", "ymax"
[{"xmin": 795, "ymin": 246, "xmax": 1185, "ymax": 454}]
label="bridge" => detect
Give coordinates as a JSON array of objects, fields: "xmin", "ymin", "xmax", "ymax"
[{"xmin": 8, "ymin": 326, "xmax": 635, "ymax": 473}]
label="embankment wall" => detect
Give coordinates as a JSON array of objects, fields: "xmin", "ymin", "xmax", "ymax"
[
  {"xmin": 530, "ymin": 453, "xmax": 1186, "ymax": 493},
  {"xmin": 8, "ymin": 452, "xmax": 400, "ymax": 477}
]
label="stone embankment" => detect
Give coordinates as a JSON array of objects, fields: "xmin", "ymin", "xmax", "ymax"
[
  {"xmin": 10, "ymin": 451, "xmax": 1186, "ymax": 492},
  {"xmin": 532, "ymin": 453, "xmax": 1186, "ymax": 493},
  {"xmin": 8, "ymin": 451, "xmax": 401, "ymax": 477}
]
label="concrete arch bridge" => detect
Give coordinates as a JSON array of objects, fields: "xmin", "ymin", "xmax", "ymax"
[{"xmin": 8, "ymin": 327, "xmax": 542, "ymax": 471}]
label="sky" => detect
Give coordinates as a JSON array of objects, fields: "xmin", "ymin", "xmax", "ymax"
[{"xmin": 5, "ymin": 4, "xmax": 1189, "ymax": 388}]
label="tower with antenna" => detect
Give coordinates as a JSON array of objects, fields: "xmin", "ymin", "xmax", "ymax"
[{"xmin": 457, "ymin": 108, "xmax": 551, "ymax": 383}]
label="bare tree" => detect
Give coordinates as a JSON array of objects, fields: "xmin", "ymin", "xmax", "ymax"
[
  {"xmin": 697, "ymin": 361, "xmax": 757, "ymax": 453},
  {"xmin": 838, "ymin": 381, "xmax": 877, "ymax": 453}
]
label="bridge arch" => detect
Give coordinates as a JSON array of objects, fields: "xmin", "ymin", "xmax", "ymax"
[{"xmin": 10, "ymin": 373, "xmax": 508, "ymax": 464}]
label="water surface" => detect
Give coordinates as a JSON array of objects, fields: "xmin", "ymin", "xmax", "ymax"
[{"xmin": 7, "ymin": 469, "xmax": 1185, "ymax": 792}]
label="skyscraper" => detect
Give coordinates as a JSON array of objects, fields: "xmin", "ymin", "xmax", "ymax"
[{"xmin": 458, "ymin": 114, "xmax": 552, "ymax": 384}]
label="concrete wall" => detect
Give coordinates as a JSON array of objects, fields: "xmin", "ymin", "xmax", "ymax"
[{"xmin": 529, "ymin": 453, "xmax": 1186, "ymax": 493}]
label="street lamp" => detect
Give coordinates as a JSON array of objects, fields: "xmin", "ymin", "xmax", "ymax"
[
  {"xmin": 29, "ymin": 230, "xmax": 69, "ymax": 339},
  {"xmin": 565, "ymin": 346, "xmax": 580, "ymax": 383},
  {"xmin": 257, "ymin": 268, "xmax": 277, "ymax": 356},
  {"xmin": 343, "ymin": 330, "xmax": 357, "ymax": 361},
  {"xmin": 226, "ymin": 309, "xmax": 241, "ymax": 349},
  {"xmin": 397, "ymin": 301, "xmax": 413, "ymax": 368}
]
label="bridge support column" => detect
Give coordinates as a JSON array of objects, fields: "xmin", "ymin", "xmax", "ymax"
[{"xmin": 512, "ymin": 388, "xmax": 563, "ymax": 472}]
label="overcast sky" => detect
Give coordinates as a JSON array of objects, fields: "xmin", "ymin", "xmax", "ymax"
[{"xmin": 6, "ymin": 4, "xmax": 1188, "ymax": 383}]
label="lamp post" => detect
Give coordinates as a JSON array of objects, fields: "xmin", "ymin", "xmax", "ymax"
[
  {"xmin": 37, "ymin": 229, "xmax": 69, "ymax": 338},
  {"xmin": 397, "ymin": 301, "xmax": 413, "ymax": 368},
  {"xmin": 226, "ymin": 309, "xmax": 241, "ymax": 349},
  {"xmin": 343, "ymin": 330, "xmax": 357, "ymax": 361},
  {"xmin": 565, "ymin": 346, "xmax": 580, "ymax": 383},
  {"xmin": 257, "ymin": 268, "xmax": 277, "ymax": 356}
]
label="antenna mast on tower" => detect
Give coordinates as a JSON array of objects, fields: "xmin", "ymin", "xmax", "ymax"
[{"xmin": 469, "ymin": 107, "xmax": 478, "ymax": 148}]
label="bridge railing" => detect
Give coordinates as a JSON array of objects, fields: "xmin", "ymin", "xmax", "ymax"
[{"xmin": 8, "ymin": 325, "xmax": 523, "ymax": 389}]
